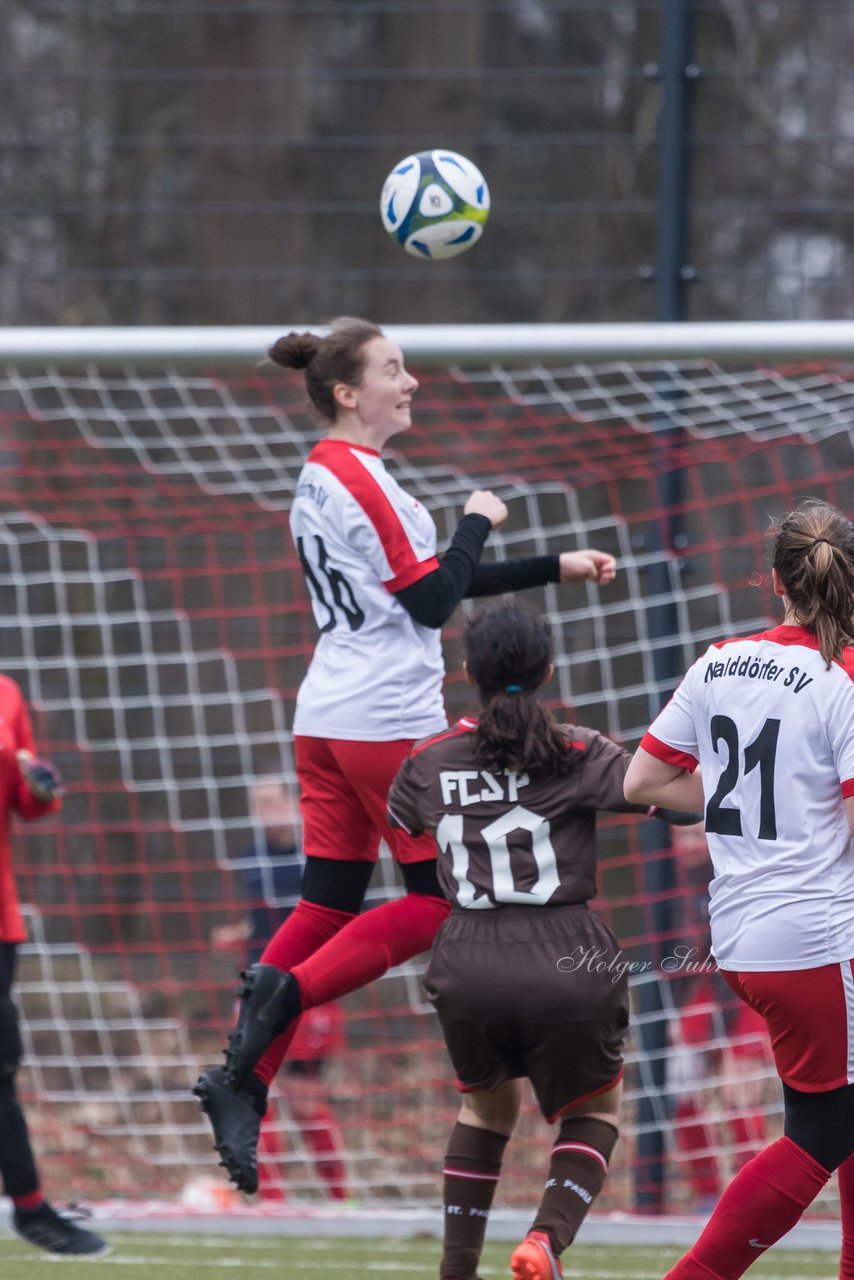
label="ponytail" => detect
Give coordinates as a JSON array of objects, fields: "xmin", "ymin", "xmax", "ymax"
[
  {"xmin": 465, "ymin": 605, "xmax": 579, "ymax": 778},
  {"xmin": 771, "ymin": 500, "xmax": 854, "ymax": 668},
  {"xmin": 473, "ymin": 687, "xmax": 580, "ymax": 778}
]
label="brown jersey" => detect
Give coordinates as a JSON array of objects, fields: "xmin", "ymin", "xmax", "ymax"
[{"xmin": 387, "ymin": 716, "xmax": 647, "ymax": 909}]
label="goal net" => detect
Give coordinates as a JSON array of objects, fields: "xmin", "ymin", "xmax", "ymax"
[{"xmin": 0, "ymin": 323, "xmax": 851, "ymax": 1216}]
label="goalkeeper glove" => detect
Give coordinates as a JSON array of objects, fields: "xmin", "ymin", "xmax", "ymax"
[{"xmin": 17, "ymin": 750, "xmax": 64, "ymax": 801}]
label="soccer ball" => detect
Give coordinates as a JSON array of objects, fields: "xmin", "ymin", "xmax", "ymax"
[{"xmin": 380, "ymin": 150, "xmax": 490, "ymax": 260}]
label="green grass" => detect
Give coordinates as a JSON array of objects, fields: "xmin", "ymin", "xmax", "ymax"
[{"xmin": 0, "ymin": 1233, "xmax": 839, "ymax": 1279}]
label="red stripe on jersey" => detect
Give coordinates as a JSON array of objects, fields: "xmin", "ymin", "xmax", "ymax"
[
  {"xmin": 843, "ymin": 779, "xmax": 854, "ymax": 799},
  {"xmin": 640, "ymin": 730, "xmax": 699, "ymax": 773},
  {"xmin": 713, "ymin": 628, "xmax": 854, "ymax": 674},
  {"xmin": 408, "ymin": 722, "xmax": 474, "ymax": 759},
  {"xmin": 711, "ymin": 629, "xmax": 778, "ymax": 650},
  {"xmin": 386, "ymin": 800, "xmax": 413, "ymax": 834},
  {"xmin": 309, "ymin": 439, "xmax": 438, "ymax": 591},
  {"xmin": 712, "ymin": 624, "xmax": 821, "ymax": 653}
]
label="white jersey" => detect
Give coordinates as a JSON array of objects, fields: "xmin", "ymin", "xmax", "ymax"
[
  {"xmin": 289, "ymin": 439, "xmax": 448, "ymax": 741},
  {"xmin": 643, "ymin": 624, "xmax": 854, "ymax": 971}
]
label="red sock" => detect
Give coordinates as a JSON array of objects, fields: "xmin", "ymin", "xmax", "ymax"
[
  {"xmin": 839, "ymin": 1152, "xmax": 854, "ymax": 1279},
  {"xmin": 292, "ymin": 894, "xmax": 451, "ymax": 1009},
  {"xmin": 260, "ymin": 899, "xmax": 356, "ymax": 972},
  {"xmin": 299, "ymin": 1103, "xmax": 348, "ymax": 1201},
  {"xmin": 254, "ymin": 900, "xmax": 355, "ymax": 1087},
  {"xmin": 12, "ymin": 1191, "xmax": 45, "ymax": 1212},
  {"xmin": 664, "ymin": 1136, "xmax": 830, "ymax": 1280}
]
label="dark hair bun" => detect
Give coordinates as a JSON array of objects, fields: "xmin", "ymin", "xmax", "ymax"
[{"xmin": 268, "ymin": 332, "xmax": 321, "ymax": 371}]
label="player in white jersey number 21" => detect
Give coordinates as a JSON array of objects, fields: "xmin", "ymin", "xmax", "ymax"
[{"xmin": 625, "ymin": 500, "xmax": 854, "ymax": 1280}]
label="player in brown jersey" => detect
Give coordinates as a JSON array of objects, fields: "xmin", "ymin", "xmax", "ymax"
[{"xmin": 387, "ymin": 604, "xmax": 701, "ymax": 1280}]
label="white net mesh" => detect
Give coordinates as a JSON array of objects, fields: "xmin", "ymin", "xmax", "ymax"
[{"xmin": 0, "ymin": 336, "xmax": 851, "ymax": 1213}]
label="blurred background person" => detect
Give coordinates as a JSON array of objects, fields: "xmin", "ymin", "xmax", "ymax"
[
  {"xmin": 667, "ymin": 822, "xmax": 772, "ymax": 1214},
  {"xmin": 212, "ymin": 776, "xmax": 347, "ymax": 1203}
]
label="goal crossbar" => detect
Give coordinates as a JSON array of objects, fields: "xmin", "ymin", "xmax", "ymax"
[{"xmin": 3, "ymin": 320, "xmax": 854, "ymax": 365}]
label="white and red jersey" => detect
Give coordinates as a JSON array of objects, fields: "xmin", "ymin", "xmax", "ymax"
[
  {"xmin": 642, "ymin": 624, "xmax": 854, "ymax": 972},
  {"xmin": 290, "ymin": 439, "xmax": 448, "ymax": 741}
]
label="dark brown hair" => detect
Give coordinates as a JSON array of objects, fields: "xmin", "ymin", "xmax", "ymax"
[
  {"xmin": 465, "ymin": 604, "xmax": 579, "ymax": 778},
  {"xmin": 268, "ymin": 316, "xmax": 383, "ymax": 423},
  {"xmin": 771, "ymin": 499, "xmax": 854, "ymax": 667}
]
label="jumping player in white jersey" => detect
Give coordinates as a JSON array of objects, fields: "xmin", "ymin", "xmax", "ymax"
[
  {"xmin": 624, "ymin": 499, "xmax": 854, "ymax": 1280},
  {"xmin": 195, "ymin": 317, "xmax": 618, "ymax": 1193}
]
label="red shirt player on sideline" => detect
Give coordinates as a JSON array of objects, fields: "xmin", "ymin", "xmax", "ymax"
[
  {"xmin": 0, "ymin": 675, "xmax": 110, "ymax": 1258},
  {"xmin": 194, "ymin": 317, "xmax": 618, "ymax": 1196},
  {"xmin": 624, "ymin": 499, "xmax": 854, "ymax": 1280}
]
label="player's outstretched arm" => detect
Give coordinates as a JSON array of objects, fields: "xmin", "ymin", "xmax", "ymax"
[
  {"xmin": 466, "ymin": 546, "xmax": 617, "ymax": 600},
  {"xmin": 559, "ymin": 549, "xmax": 616, "ymax": 584}
]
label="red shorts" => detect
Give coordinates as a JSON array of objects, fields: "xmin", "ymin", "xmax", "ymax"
[
  {"xmin": 295, "ymin": 736, "xmax": 436, "ymax": 865},
  {"xmin": 722, "ymin": 960, "xmax": 854, "ymax": 1092}
]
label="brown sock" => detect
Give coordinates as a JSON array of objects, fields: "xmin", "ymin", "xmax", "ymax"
[
  {"xmin": 440, "ymin": 1122, "xmax": 509, "ymax": 1280},
  {"xmin": 531, "ymin": 1116, "xmax": 618, "ymax": 1255}
]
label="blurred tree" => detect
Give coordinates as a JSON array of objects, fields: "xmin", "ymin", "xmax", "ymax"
[{"xmin": 2, "ymin": 0, "xmax": 853, "ymax": 325}]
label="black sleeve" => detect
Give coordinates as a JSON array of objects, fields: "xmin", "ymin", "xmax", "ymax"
[
  {"xmin": 392, "ymin": 513, "xmax": 491, "ymax": 628},
  {"xmin": 466, "ymin": 555, "xmax": 560, "ymax": 598}
]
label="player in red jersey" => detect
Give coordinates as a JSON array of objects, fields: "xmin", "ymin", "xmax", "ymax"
[
  {"xmin": 624, "ymin": 500, "xmax": 854, "ymax": 1280},
  {"xmin": 195, "ymin": 318, "xmax": 619, "ymax": 1193},
  {"xmin": 0, "ymin": 676, "xmax": 109, "ymax": 1258},
  {"xmin": 386, "ymin": 604, "xmax": 701, "ymax": 1280}
]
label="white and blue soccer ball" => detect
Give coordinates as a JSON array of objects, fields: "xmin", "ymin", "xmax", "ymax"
[{"xmin": 380, "ymin": 150, "xmax": 490, "ymax": 260}]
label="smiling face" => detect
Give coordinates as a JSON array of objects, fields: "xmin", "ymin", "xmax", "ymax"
[{"xmin": 332, "ymin": 336, "xmax": 419, "ymax": 448}]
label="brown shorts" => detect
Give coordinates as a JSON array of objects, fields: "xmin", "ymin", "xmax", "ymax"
[{"xmin": 424, "ymin": 904, "xmax": 629, "ymax": 1122}]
